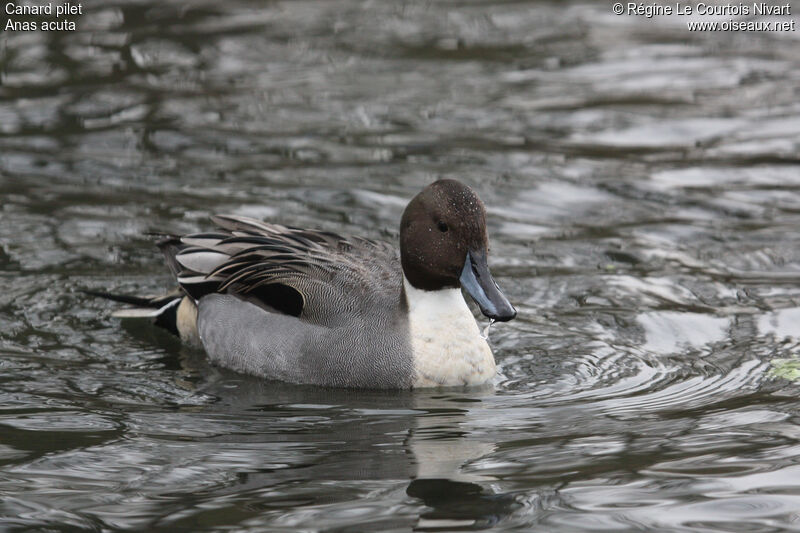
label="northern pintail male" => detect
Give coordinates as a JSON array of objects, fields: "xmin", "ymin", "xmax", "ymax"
[{"xmin": 98, "ymin": 179, "xmax": 516, "ymax": 388}]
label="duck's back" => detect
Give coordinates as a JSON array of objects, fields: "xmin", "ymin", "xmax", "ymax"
[{"xmin": 164, "ymin": 215, "xmax": 415, "ymax": 388}]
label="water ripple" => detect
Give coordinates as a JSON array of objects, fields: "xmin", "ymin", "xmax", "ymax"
[{"xmin": 2, "ymin": 0, "xmax": 800, "ymax": 531}]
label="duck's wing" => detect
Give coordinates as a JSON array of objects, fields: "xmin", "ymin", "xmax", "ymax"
[{"xmin": 162, "ymin": 214, "xmax": 402, "ymax": 325}]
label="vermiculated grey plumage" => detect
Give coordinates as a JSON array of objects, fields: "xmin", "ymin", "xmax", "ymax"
[{"xmin": 164, "ymin": 214, "xmax": 415, "ymax": 388}]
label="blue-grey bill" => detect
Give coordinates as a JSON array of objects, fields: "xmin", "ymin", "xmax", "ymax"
[{"xmin": 459, "ymin": 250, "xmax": 517, "ymax": 322}]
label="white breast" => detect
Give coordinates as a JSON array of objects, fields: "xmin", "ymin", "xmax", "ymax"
[{"xmin": 404, "ymin": 277, "xmax": 496, "ymax": 387}]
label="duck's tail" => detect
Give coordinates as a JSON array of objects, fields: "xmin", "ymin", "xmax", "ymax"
[
  {"xmin": 83, "ymin": 232, "xmax": 191, "ymax": 337},
  {"xmin": 83, "ymin": 289, "xmax": 183, "ymax": 336}
]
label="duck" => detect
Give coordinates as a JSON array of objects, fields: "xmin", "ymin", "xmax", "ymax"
[{"xmin": 97, "ymin": 179, "xmax": 516, "ymax": 388}]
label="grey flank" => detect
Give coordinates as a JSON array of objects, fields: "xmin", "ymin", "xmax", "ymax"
[{"xmin": 197, "ymin": 294, "xmax": 413, "ymax": 388}]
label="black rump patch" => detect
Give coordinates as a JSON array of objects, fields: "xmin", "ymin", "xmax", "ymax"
[{"xmin": 235, "ymin": 283, "xmax": 304, "ymax": 317}]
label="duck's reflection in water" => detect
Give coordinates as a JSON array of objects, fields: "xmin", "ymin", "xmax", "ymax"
[
  {"xmin": 164, "ymin": 346, "xmax": 523, "ymax": 529},
  {"xmin": 406, "ymin": 393, "xmax": 522, "ymax": 531},
  {"xmin": 407, "ymin": 478, "xmax": 521, "ymax": 531}
]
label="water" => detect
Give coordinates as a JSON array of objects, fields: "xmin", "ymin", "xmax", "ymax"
[{"xmin": 2, "ymin": 0, "xmax": 800, "ymax": 530}]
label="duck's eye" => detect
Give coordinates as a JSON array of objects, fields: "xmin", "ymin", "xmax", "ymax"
[{"xmin": 437, "ymin": 221, "xmax": 449, "ymax": 232}]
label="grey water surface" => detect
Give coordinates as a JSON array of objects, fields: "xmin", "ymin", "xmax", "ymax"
[{"xmin": 2, "ymin": 1, "xmax": 800, "ymax": 531}]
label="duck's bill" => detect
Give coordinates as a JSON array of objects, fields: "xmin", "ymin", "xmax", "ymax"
[{"xmin": 460, "ymin": 250, "xmax": 517, "ymax": 322}]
